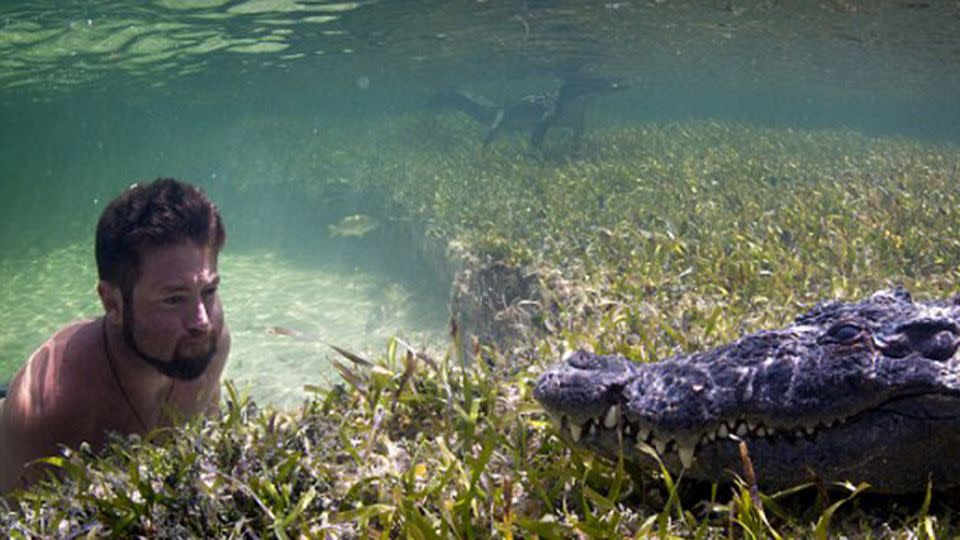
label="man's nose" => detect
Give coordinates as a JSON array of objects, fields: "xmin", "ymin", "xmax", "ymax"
[{"xmin": 187, "ymin": 298, "xmax": 212, "ymax": 334}]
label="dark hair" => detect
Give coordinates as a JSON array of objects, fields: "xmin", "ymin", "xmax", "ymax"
[{"xmin": 95, "ymin": 178, "xmax": 226, "ymax": 294}]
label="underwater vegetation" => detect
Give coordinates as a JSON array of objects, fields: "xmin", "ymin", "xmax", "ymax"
[{"xmin": 4, "ymin": 119, "xmax": 960, "ymax": 537}]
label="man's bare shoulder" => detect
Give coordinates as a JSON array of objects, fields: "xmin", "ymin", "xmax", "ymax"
[
  {"xmin": 2, "ymin": 319, "xmax": 103, "ymax": 430},
  {"xmin": 0, "ymin": 319, "xmax": 104, "ymax": 492},
  {"xmin": 213, "ymin": 322, "xmax": 231, "ymax": 375}
]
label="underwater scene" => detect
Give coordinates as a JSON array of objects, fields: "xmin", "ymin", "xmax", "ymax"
[{"xmin": 2, "ymin": 0, "xmax": 960, "ymax": 536}]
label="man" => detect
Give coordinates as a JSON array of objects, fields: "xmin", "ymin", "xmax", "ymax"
[{"xmin": 0, "ymin": 178, "xmax": 231, "ymax": 493}]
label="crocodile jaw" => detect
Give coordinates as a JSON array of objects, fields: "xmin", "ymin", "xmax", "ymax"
[{"xmin": 549, "ymin": 391, "xmax": 960, "ymax": 493}]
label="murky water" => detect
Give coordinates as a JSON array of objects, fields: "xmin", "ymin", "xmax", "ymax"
[
  {"xmin": 1, "ymin": 0, "xmax": 958, "ymax": 406},
  {"xmin": 0, "ymin": 239, "xmax": 448, "ymax": 407}
]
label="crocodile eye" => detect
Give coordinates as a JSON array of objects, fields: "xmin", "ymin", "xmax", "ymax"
[{"xmin": 823, "ymin": 323, "xmax": 864, "ymax": 344}]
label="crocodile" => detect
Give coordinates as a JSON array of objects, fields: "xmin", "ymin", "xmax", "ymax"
[
  {"xmin": 534, "ymin": 288, "xmax": 960, "ymax": 493},
  {"xmin": 427, "ymin": 76, "xmax": 627, "ymax": 152}
]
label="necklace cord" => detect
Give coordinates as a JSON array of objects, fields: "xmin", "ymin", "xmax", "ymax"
[{"xmin": 102, "ymin": 317, "xmax": 148, "ymax": 432}]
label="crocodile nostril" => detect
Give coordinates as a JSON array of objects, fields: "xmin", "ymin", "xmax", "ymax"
[
  {"xmin": 877, "ymin": 334, "xmax": 911, "ymax": 358},
  {"xmin": 920, "ymin": 330, "xmax": 959, "ymax": 361}
]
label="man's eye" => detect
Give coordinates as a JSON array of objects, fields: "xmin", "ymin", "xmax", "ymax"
[
  {"xmin": 202, "ymin": 287, "xmax": 218, "ymax": 297},
  {"xmin": 164, "ymin": 296, "xmax": 185, "ymax": 305}
]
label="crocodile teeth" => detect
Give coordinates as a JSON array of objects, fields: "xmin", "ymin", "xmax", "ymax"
[
  {"xmin": 805, "ymin": 426, "xmax": 816, "ymax": 436},
  {"xmin": 588, "ymin": 423, "xmax": 598, "ymax": 436},
  {"xmin": 736, "ymin": 423, "xmax": 749, "ymax": 437},
  {"xmin": 569, "ymin": 423, "xmax": 582, "ymax": 442},
  {"xmin": 603, "ymin": 405, "xmax": 619, "ymax": 429},
  {"xmin": 677, "ymin": 445, "xmax": 695, "ymax": 469},
  {"xmin": 717, "ymin": 424, "xmax": 729, "ymax": 438},
  {"xmin": 637, "ymin": 426, "xmax": 651, "ymax": 442}
]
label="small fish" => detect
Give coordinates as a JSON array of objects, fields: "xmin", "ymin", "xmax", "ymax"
[
  {"xmin": 267, "ymin": 326, "xmax": 303, "ymax": 338},
  {"xmin": 266, "ymin": 326, "xmax": 327, "ymax": 343},
  {"xmin": 328, "ymin": 214, "xmax": 378, "ymax": 238}
]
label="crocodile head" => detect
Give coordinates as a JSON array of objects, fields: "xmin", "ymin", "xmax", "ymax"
[{"xmin": 534, "ymin": 288, "xmax": 960, "ymax": 493}]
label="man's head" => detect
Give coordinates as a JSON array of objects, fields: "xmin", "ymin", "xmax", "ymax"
[{"xmin": 96, "ymin": 178, "xmax": 226, "ymax": 381}]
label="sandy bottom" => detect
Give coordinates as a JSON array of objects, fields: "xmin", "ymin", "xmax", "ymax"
[
  {"xmin": 222, "ymin": 249, "xmax": 448, "ymax": 407},
  {"xmin": 0, "ymin": 242, "xmax": 448, "ymax": 408}
]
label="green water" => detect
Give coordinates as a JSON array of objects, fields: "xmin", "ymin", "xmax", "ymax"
[
  {"xmin": 0, "ymin": 239, "xmax": 448, "ymax": 407},
  {"xmin": 1, "ymin": 0, "xmax": 958, "ymax": 406}
]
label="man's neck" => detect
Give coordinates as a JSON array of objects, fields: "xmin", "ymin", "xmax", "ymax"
[{"xmin": 103, "ymin": 318, "xmax": 175, "ymax": 403}]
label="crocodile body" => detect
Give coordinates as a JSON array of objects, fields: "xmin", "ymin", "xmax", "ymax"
[
  {"xmin": 534, "ymin": 288, "xmax": 960, "ymax": 493},
  {"xmin": 428, "ymin": 77, "xmax": 626, "ymax": 152}
]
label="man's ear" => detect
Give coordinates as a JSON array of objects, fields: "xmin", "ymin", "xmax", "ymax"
[{"xmin": 97, "ymin": 281, "xmax": 123, "ymax": 325}]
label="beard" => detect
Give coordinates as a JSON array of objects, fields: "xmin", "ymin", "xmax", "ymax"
[{"xmin": 122, "ymin": 295, "xmax": 217, "ymax": 381}]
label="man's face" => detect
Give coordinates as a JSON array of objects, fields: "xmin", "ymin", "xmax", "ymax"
[{"xmin": 122, "ymin": 242, "xmax": 224, "ymax": 381}]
